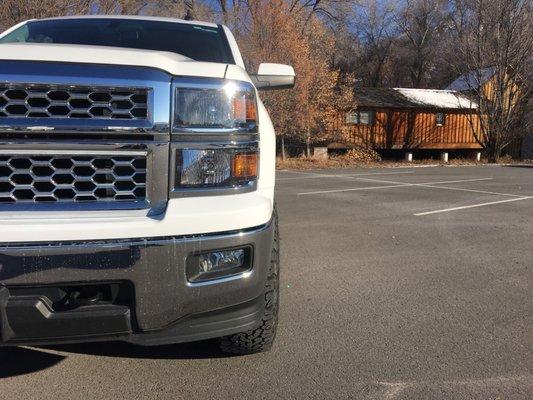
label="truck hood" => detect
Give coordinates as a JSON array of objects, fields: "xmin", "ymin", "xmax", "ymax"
[{"xmin": 0, "ymin": 43, "xmax": 229, "ymax": 78}]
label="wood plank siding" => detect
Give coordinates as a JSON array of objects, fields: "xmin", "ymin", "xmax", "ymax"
[{"xmin": 326, "ymin": 108, "xmax": 483, "ymax": 150}]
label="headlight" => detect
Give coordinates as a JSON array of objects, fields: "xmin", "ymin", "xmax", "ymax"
[
  {"xmin": 173, "ymin": 79, "xmax": 258, "ymax": 132},
  {"xmin": 172, "ymin": 146, "xmax": 259, "ymax": 192}
]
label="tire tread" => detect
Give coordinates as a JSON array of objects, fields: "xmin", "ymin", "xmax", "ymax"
[{"xmin": 219, "ymin": 207, "xmax": 280, "ymax": 354}]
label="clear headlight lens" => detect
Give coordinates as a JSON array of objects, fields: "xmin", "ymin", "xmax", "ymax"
[
  {"xmin": 174, "ymin": 80, "xmax": 257, "ymax": 132},
  {"xmin": 175, "ymin": 148, "xmax": 258, "ymax": 189}
]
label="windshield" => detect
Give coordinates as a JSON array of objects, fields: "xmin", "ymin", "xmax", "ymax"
[{"xmin": 0, "ymin": 18, "xmax": 234, "ymax": 64}]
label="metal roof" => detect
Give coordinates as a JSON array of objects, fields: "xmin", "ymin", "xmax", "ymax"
[
  {"xmin": 353, "ymin": 87, "xmax": 477, "ymax": 110},
  {"xmin": 445, "ymin": 67, "xmax": 496, "ymax": 91}
]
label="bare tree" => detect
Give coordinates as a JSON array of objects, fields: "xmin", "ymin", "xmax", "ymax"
[
  {"xmin": 0, "ymin": 0, "xmax": 154, "ymax": 30},
  {"xmin": 351, "ymin": 0, "xmax": 398, "ymax": 87},
  {"xmin": 96, "ymin": 0, "xmax": 149, "ymax": 14},
  {"xmin": 288, "ymin": 0, "xmax": 354, "ymax": 24},
  {"xmin": 0, "ymin": 0, "xmax": 91, "ymax": 30},
  {"xmin": 454, "ymin": 0, "xmax": 532, "ymax": 162},
  {"xmin": 0, "ymin": 0, "xmax": 216, "ymax": 33},
  {"xmin": 396, "ymin": 0, "xmax": 448, "ymax": 87}
]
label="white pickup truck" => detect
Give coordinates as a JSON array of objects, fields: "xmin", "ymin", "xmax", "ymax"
[{"xmin": 0, "ymin": 15, "xmax": 294, "ymax": 354}]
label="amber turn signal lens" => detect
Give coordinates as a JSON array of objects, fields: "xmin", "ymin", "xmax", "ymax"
[
  {"xmin": 246, "ymin": 100, "xmax": 257, "ymax": 121},
  {"xmin": 232, "ymin": 153, "xmax": 258, "ymax": 179},
  {"xmin": 232, "ymin": 96, "xmax": 257, "ymax": 122}
]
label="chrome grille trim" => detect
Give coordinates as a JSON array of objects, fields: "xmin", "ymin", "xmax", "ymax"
[
  {"xmin": 0, "ymin": 61, "xmax": 172, "ymax": 135},
  {"xmin": 0, "ymin": 85, "xmax": 149, "ymax": 120},
  {"xmin": 0, "ymin": 63, "xmax": 172, "ymax": 214},
  {"xmin": 0, "ymin": 151, "xmax": 147, "ymax": 204}
]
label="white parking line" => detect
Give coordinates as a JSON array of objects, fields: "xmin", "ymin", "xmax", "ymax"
[
  {"xmin": 357, "ymin": 177, "xmax": 524, "ymax": 198},
  {"xmin": 298, "ymin": 183, "xmax": 415, "ymax": 195},
  {"xmin": 414, "ymin": 183, "xmax": 525, "ymax": 198},
  {"xmin": 414, "ymin": 196, "xmax": 533, "ymax": 216},
  {"xmin": 277, "ymin": 171, "xmax": 415, "ymax": 181},
  {"xmin": 297, "ymin": 178, "xmax": 493, "ymax": 196},
  {"xmin": 277, "ymin": 170, "xmax": 322, "ymax": 175}
]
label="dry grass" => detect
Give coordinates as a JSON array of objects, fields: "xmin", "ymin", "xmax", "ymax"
[{"xmin": 276, "ymin": 154, "xmax": 517, "ymax": 170}]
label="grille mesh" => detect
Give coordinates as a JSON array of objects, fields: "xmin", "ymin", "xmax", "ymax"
[
  {"xmin": 0, "ymin": 85, "xmax": 148, "ymax": 120},
  {"xmin": 0, "ymin": 154, "xmax": 147, "ymax": 203}
]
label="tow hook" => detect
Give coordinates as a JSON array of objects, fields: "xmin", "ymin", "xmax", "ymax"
[{"xmin": 62, "ymin": 287, "xmax": 104, "ymax": 309}]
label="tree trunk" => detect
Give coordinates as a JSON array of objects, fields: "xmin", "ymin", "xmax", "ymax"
[
  {"xmin": 487, "ymin": 148, "xmax": 502, "ymax": 163},
  {"xmin": 306, "ymin": 129, "xmax": 311, "ymax": 158},
  {"xmin": 486, "ymin": 136, "xmax": 502, "ymax": 163},
  {"xmin": 281, "ymin": 134, "xmax": 286, "ymax": 161}
]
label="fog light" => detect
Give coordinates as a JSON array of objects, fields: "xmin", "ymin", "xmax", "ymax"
[{"xmin": 186, "ymin": 247, "xmax": 252, "ymax": 283}]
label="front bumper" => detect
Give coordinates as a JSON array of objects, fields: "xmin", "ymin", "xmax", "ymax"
[{"xmin": 0, "ymin": 221, "xmax": 274, "ymax": 346}]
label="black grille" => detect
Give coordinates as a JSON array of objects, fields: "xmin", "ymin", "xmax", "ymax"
[
  {"xmin": 0, "ymin": 85, "xmax": 148, "ymax": 120},
  {"xmin": 0, "ymin": 154, "xmax": 147, "ymax": 203}
]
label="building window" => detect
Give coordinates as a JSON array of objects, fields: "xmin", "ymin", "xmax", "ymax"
[
  {"xmin": 435, "ymin": 112, "xmax": 445, "ymax": 126},
  {"xmin": 345, "ymin": 112, "xmax": 358, "ymax": 124},
  {"xmin": 346, "ymin": 111, "xmax": 375, "ymax": 125}
]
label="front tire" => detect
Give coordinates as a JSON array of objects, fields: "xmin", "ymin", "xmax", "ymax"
[{"xmin": 219, "ymin": 207, "xmax": 280, "ymax": 354}]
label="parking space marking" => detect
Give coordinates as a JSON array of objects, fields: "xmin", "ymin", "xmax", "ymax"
[
  {"xmin": 297, "ymin": 178, "xmax": 492, "ymax": 196},
  {"xmin": 414, "ymin": 196, "xmax": 533, "ymax": 216},
  {"xmin": 358, "ymin": 177, "xmax": 524, "ymax": 198},
  {"xmin": 276, "ymin": 170, "xmax": 324, "ymax": 176},
  {"xmin": 277, "ymin": 171, "xmax": 415, "ymax": 181},
  {"xmin": 377, "ymin": 374, "xmax": 533, "ymax": 398},
  {"xmin": 298, "ymin": 183, "xmax": 416, "ymax": 195},
  {"xmin": 413, "ymin": 183, "xmax": 525, "ymax": 198}
]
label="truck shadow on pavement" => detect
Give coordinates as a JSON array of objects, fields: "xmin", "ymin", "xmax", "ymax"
[
  {"xmin": 0, "ymin": 347, "xmax": 66, "ymax": 378},
  {"xmin": 0, "ymin": 340, "xmax": 232, "ymax": 377},
  {"xmin": 45, "ymin": 339, "xmax": 232, "ymax": 359}
]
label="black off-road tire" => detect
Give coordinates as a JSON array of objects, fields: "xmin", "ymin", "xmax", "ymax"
[{"xmin": 219, "ymin": 207, "xmax": 280, "ymax": 355}]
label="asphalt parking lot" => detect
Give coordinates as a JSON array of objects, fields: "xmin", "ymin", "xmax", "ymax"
[{"xmin": 1, "ymin": 165, "xmax": 532, "ymax": 400}]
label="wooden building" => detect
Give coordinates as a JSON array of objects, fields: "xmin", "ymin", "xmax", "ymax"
[
  {"xmin": 447, "ymin": 68, "xmax": 528, "ymax": 159},
  {"xmin": 446, "ymin": 67, "xmax": 520, "ymax": 110},
  {"xmin": 326, "ymin": 87, "xmax": 482, "ymax": 151}
]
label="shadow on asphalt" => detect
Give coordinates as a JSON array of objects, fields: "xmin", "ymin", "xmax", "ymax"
[
  {"xmin": 0, "ymin": 347, "xmax": 65, "ymax": 378},
  {"xmin": 0, "ymin": 340, "xmax": 234, "ymax": 378},
  {"xmin": 43, "ymin": 339, "xmax": 233, "ymax": 360}
]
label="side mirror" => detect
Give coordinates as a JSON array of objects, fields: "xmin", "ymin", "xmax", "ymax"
[{"xmin": 250, "ymin": 63, "xmax": 295, "ymax": 90}]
